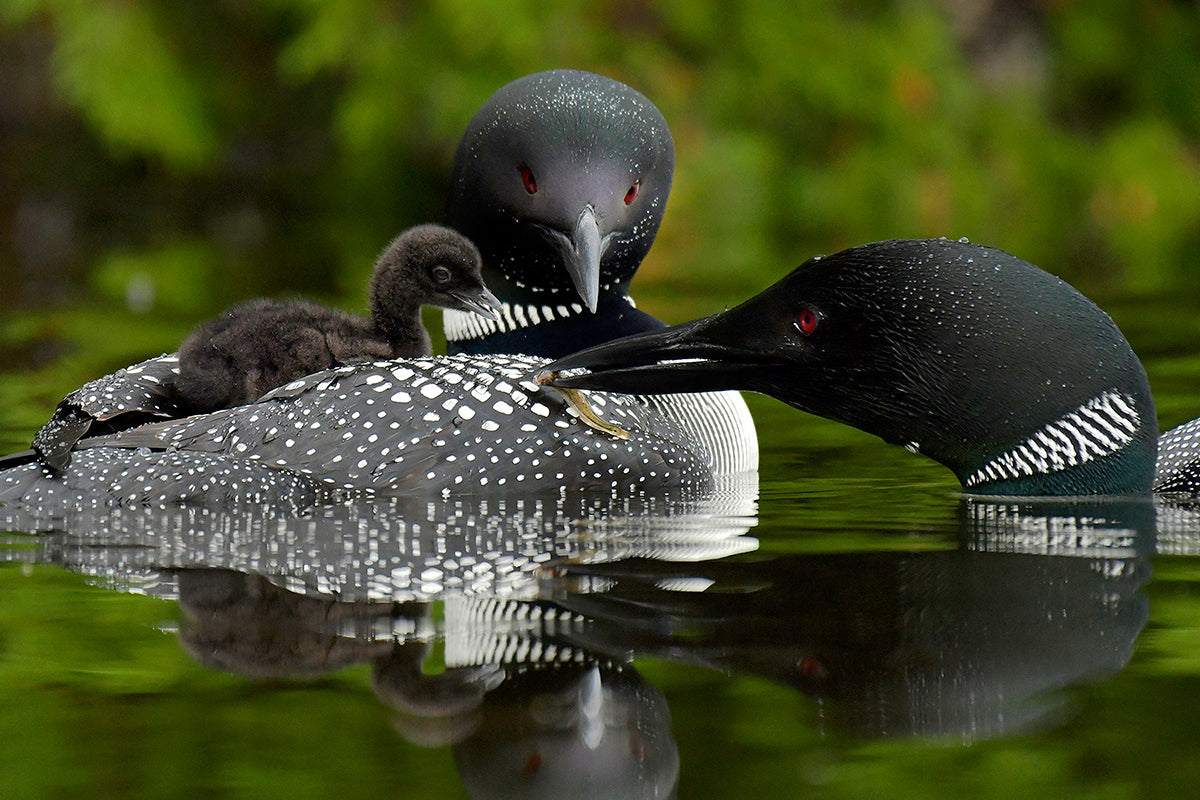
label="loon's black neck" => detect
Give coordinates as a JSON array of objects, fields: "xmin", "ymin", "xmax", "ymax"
[{"xmin": 445, "ymin": 290, "xmax": 665, "ymax": 359}]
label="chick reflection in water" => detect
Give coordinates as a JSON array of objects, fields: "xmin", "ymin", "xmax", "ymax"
[
  {"xmin": 552, "ymin": 499, "xmax": 1154, "ymax": 740},
  {"xmin": 174, "ymin": 569, "xmax": 679, "ymax": 800}
]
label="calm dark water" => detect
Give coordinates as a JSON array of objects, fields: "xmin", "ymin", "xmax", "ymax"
[{"xmin": 3, "ymin": 296, "xmax": 1200, "ymax": 799}]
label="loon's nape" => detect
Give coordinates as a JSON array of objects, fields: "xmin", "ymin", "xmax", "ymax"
[{"xmin": 547, "ymin": 238, "xmax": 1162, "ymax": 497}]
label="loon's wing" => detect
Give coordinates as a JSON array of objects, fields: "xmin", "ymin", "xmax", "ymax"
[
  {"xmin": 1156, "ymin": 417, "xmax": 1200, "ymax": 493},
  {"xmin": 32, "ymin": 354, "xmax": 184, "ymax": 470},
  {"xmin": 79, "ymin": 355, "xmax": 745, "ymax": 496}
]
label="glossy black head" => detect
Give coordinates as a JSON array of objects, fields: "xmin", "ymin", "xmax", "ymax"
[
  {"xmin": 547, "ymin": 239, "xmax": 1158, "ymax": 496},
  {"xmin": 370, "ymin": 224, "xmax": 501, "ymax": 339},
  {"xmin": 446, "ymin": 69, "xmax": 674, "ymax": 313}
]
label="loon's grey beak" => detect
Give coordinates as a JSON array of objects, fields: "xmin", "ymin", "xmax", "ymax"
[
  {"xmin": 563, "ymin": 205, "xmax": 602, "ymax": 314},
  {"xmin": 450, "ymin": 286, "xmax": 503, "ymax": 321},
  {"xmin": 540, "ymin": 306, "xmax": 780, "ymax": 395}
]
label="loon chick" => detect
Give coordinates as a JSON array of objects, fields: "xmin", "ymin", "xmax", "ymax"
[
  {"xmin": 1, "ymin": 70, "xmax": 757, "ymax": 505},
  {"xmin": 546, "ymin": 238, "xmax": 1177, "ymax": 497},
  {"xmin": 443, "ymin": 69, "xmax": 675, "ymax": 357},
  {"xmin": 176, "ymin": 224, "xmax": 500, "ymax": 413},
  {"xmin": 28, "ymin": 225, "xmax": 499, "ymax": 470}
]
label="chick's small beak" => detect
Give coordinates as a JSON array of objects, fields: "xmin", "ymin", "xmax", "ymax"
[{"xmin": 451, "ymin": 286, "xmax": 503, "ymax": 321}]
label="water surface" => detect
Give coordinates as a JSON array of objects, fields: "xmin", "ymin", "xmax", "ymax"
[{"xmin": 3, "ymin": 296, "xmax": 1200, "ymax": 799}]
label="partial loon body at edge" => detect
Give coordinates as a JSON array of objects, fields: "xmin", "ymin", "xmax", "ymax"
[
  {"xmin": 0, "ymin": 70, "xmax": 757, "ymax": 508},
  {"xmin": 547, "ymin": 238, "xmax": 1200, "ymax": 497}
]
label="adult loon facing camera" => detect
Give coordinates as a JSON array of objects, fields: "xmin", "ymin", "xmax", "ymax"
[
  {"xmin": 0, "ymin": 70, "xmax": 757, "ymax": 507},
  {"xmin": 546, "ymin": 238, "xmax": 1200, "ymax": 497},
  {"xmin": 441, "ymin": 69, "xmax": 675, "ymax": 358}
]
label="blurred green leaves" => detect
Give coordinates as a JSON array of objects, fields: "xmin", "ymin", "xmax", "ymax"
[
  {"xmin": 2, "ymin": 0, "xmax": 1199, "ymax": 325},
  {"xmin": 19, "ymin": 0, "xmax": 219, "ymax": 168},
  {"xmin": 92, "ymin": 240, "xmax": 221, "ymax": 315}
]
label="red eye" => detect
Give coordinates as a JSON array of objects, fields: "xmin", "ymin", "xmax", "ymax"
[
  {"xmin": 624, "ymin": 181, "xmax": 640, "ymax": 205},
  {"xmin": 520, "ymin": 166, "xmax": 537, "ymax": 194},
  {"xmin": 798, "ymin": 655, "xmax": 825, "ymax": 679},
  {"xmin": 796, "ymin": 306, "xmax": 819, "ymax": 335}
]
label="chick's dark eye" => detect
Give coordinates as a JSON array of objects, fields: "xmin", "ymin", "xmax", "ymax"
[
  {"xmin": 624, "ymin": 181, "xmax": 640, "ymax": 205},
  {"xmin": 520, "ymin": 166, "xmax": 537, "ymax": 194},
  {"xmin": 796, "ymin": 306, "xmax": 819, "ymax": 336},
  {"xmin": 432, "ymin": 265, "xmax": 452, "ymax": 284}
]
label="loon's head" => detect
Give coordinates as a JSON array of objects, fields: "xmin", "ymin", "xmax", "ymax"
[
  {"xmin": 369, "ymin": 223, "xmax": 500, "ymax": 342},
  {"xmin": 446, "ymin": 69, "xmax": 674, "ymax": 314},
  {"xmin": 547, "ymin": 238, "xmax": 1158, "ymax": 496}
]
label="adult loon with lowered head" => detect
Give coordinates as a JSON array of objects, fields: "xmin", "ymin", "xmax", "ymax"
[
  {"xmin": 546, "ymin": 237, "xmax": 1200, "ymax": 497},
  {"xmin": 0, "ymin": 70, "xmax": 756, "ymax": 507}
]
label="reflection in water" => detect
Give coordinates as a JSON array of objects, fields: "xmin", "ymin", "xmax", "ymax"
[
  {"xmin": 0, "ymin": 487, "xmax": 1181, "ymax": 793},
  {"xmin": 0, "ymin": 479, "xmax": 758, "ymax": 602},
  {"xmin": 176, "ymin": 568, "xmax": 680, "ymax": 799},
  {"xmin": 1, "ymin": 483, "xmax": 753, "ymax": 800},
  {"xmin": 552, "ymin": 497, "xmax": 1157, "ymax": 740},
  {"xmin": 177, "ymin": 568, "xmax": 414, "ymax": 677},
  {"xmin": 446, "ymin": 663, "xmax": 678, "ymax": 800}
]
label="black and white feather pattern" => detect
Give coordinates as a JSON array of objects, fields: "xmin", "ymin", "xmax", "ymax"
[
  {"xmin": 3, "ymin": 354, "xmax": 757, "ymax": 507},
  {"xmin": 445, "ymin": 301, "xmax": 585, "ymax": 343},
  {"xmin": 1155, "ymin": 416, "xmax": 1200, "ymax": 494},
  {"xmin": 443, "ymin": 296, "xmax": 639, "ymax": 344},
  {"xmin": 965, "ymin": 390, "xmax": 1142, "ymax": 489},
  {"xmin": 31, "ymin": 355, "xmax": 183, "ymax": 467}
]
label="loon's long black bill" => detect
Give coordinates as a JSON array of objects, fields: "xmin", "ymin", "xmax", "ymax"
[{"xmin": 541, "ymin": 310, "xmax": 781, "ymax": 395}]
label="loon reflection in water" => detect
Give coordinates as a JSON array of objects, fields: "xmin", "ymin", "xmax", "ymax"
[{"xmin": 1, "ymin": 489, "xmax": 1175, "ymax": 753}]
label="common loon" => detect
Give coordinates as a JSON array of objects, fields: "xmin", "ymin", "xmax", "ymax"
[
  {"xmin": 0, "ymin": 70, "xmax": 757, "ymax": 506},
  {"xmin": 546, "ymin": 237, "xmax": 1200, "ymax": 497},
  {"xmin": 442, "ymin": 69, "xmax": 675, "ymax": 358},
  {"xmin": 176, "ymin": 224, "xmax": 500, "ymax": 414}
]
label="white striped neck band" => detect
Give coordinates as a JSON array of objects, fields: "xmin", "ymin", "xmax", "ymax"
[
  {"xmin": 964, "ymin": 389, "xmax": 1142, "ymax": 488},
  {"xmin": 444, "ymin": 295, "xmax": 637, "ymax": 343}
]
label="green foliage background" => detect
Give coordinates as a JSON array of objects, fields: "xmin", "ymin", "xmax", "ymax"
[
  {"xmin": 2, "ymin": 0, "xmax": 1199, "ymax": 331},
  {"xmin": 4, "ymin": 6, "xmax": 1200, "ymax": 797}
]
